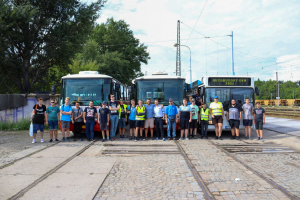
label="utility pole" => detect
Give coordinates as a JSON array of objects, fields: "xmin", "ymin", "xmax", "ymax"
[
  {"xmin": 231, "ymin": 31, "xmax": 234, "ymax": 75},
  {"xmin": 271, "ymin": 93, "xmax": 272, "ymax": 105},
  {"xmin": 276, "ymin": 72, "xmax": 279, "ymax": 107},
  {"xmin": 176, "ymin": 20, "xmax": 181, "ymax": 76}
]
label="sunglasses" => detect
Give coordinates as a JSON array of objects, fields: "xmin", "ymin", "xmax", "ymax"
[{"xmin": 51, "ymin": 102, "xmax": 55, "ymax": 103}]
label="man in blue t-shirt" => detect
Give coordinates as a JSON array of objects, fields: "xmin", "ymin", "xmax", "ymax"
[
  {"xmin": 98, "ymin": 101, "xmax": 109, "ymax": 142},
  {"xmin": 178, "ymin": 98, "xmax": 192, "ymax": 140},
  {"xmin": 109, "ymin": 94, "xmax": 119, "ymax": 140},
  {"xmin": 164, "ymin": 98, "xmax": 178, "ymax": 140},
  {"xmin": 60, "ymin": 97, "xmax": 72, "ymax": 142}
]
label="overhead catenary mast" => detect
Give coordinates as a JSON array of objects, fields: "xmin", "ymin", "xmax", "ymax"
[{"xmin": 176, "ymin": 20, "xmax": 181, "ymax": 76}]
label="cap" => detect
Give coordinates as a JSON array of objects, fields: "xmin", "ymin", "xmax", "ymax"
[
  {"xmin": 214, "ymin": 96, "xmax": 218, "ymax": 99},
  {"xmin": 192, "ymin": 98, "xmax": 196, "ymax": 101},
  {"xmin": 169, "ymin": 98, "xmax": 173, "ymax": 101},
  {"xmin": 102, "ymin": 101, "xmax": 107, "ymax": 105}
]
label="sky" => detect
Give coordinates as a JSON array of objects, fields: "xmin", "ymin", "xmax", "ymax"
[{"xmin": 83, "ymin": 0, "xmax": 300, "ymax": 83}]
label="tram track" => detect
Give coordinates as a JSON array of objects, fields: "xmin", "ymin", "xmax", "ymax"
[{"xmin": 7, "ymin": 141, "xmax": 95, "ymax": 200}]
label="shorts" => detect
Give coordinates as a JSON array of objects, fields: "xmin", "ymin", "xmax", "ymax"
[
  {"xmin": 48, "ymin": 120, "xmax": 58, "ymax": 130},
  {"xmin": 129, "ymin": 119, "xmax": 136, "ymax": 129},
  {"xmin": 119, "ymin": 118, "xmax": 126, "ymax": 128},
  {"xmin": 100, "ymin": 122, "xmax": 109, "ymax": 130},
  {"xmin": 180, "ymin": 119, "xmax": 189, "ymax": 130},
  {"xmin": 212, "ymin": 116, "xmax": 223, "ymax": 124},
  {"xmin": 243, "ymin": 119, "xmax": 253, "ymax": 126},
  {"xmin": 136, "ymin": 120, "xmax": 144, "ymax": 128},
  {"xmin": 189, "ymin": 119, "xmax": 198, "ymax": 129},
  {"xmin": 229, "ymin": 119, "xmax": 240, "ymax": 129},
  {"xmin": 255, "ymin": 120, "xmax": 263, "ymax": 130},
  {"xmin": 144, "ymin": 118, "xmax": 154, "ymax": 128},
  {"xmin": 61, "ymin": 120, "xmax": 70, "ymax": 129},
  {"xmin": 33, "ymin": 124, "xmax": 44, "ymax": 133}
]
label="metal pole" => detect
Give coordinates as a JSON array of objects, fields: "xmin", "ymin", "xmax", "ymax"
[
  {"xmin": 190, "ymin": 51, "xmax": 192, "ymax": 83},
  {"xmin": 231, "ymin": 31, "xmax": 235, "ymax": 75},
  {"xmin": 271, "ymin": 93, "xmax": 272, "ymax": 105}
]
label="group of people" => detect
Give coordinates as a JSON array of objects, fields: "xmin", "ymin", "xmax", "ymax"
[{"xmin": 30, "ymin": 90, "xmax": 266, "ymax": 143}]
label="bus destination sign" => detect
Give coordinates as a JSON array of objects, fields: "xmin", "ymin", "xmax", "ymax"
[{"xmin": 208, "ymin": 78, "xmax": 251, "ymax": 86}]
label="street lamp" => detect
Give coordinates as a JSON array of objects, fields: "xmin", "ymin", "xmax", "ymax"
[{"xmin": 174, "ymin": 43, "xmax": 192, "ymax": 83}]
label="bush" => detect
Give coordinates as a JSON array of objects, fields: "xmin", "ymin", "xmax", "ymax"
[{"xmin": 0, "ymin": 118, "xmax": 49, "ymax": 131}]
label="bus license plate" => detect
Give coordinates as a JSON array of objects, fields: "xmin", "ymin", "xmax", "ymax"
[{"xmin": 163, "ymin": 125, "xmax": 167, "ymax": 128}]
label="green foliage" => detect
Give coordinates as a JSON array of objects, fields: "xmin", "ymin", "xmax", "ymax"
[
  {"xmin": 0, "ymin": 0, "xmax": 105, "ymax": 93},
  {"xmin": 255, "ymin": 79, "xmax": 300, "ymax": 100}
]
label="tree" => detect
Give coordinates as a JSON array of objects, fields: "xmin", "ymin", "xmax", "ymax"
[
  {"xmin": 0, "ymin": 0, "xmax": 105, "ymax": 93},
  {"xmin": 76, "ymin": 18, "xmax": 150, "ymax": 85}
]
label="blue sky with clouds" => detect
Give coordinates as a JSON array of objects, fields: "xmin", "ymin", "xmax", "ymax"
[{"xmin": 83, "ymin": 0, "xmax": 300, "ymax": 83}]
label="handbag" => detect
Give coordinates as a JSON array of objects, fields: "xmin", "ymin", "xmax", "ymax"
[{"xmin": 29, "ymin": 122, "xmax": 33, "ymax": 137}]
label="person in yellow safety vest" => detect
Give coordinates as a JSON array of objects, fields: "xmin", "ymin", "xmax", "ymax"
[
  {"xmin": 135, "ymin": 99, "xmax": 147, "ymax": 142},
  {"xmin": 209, "ymin": 96, "xmax": 224, "ymax": 140},
  {"xmin": 118, "ymin": 98, "xmax": 127, "ymax": 139},
  {"xmin": 199, "ymin": 102, "xmax": 209, "ymax": 139}
]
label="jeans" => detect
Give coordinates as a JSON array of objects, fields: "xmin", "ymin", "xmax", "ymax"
[
  {"xmin": 167, "ymin": 118, "xmax": 176, "ymax": 138},
  {"xmin": 85, "ymin": 120, "xmax": 95, "ymax": 140},
  {"xmin": 155, "ymin": 118, "xmax": 164, "ymax": 138},
  {"xmin": 48, "ymin": 120, "xmax": 58, "ymax": 130},
  {"xmin": 201, "ymin": 121, "xmax": 208, "ymax": 137},
  {"xmin": 73, "ymin": 122, "xmax": 83, "ymax": 139},
  {"xmin": 33, "ymin": 124, "xmax": 44, "ymax": 133},
  {"xmin": 110, "ymin": 115, "xmax": 119, "ymax": 138}
]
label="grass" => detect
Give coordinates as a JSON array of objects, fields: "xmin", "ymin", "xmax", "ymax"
[{"xmin": 0, "ymin": 118, "xmax": 49, "ymax": 131}]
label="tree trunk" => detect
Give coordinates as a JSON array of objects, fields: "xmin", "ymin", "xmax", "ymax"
[{"xmin": 22, "ymin": 57, "xmax": 31, "ymax": 93}]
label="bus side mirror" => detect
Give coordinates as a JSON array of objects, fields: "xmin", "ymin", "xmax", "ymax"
[
  {"xmin": 115, "ymin": 83, "xmax": 120, "ymax": 92},
  {"xmin": 185, "ymin": 84, "xmax": 191, "ymax": 93},
  {"xmin": 255, "ymin": 87, "xmax": 259, "ymax": 96},
  {"xmin": 128, "ymin": 86, "xmax": 132, "ymax": 95},
  {"xmin": 200, "ymin": 87, "xmax": 205, "ymax": 96}
]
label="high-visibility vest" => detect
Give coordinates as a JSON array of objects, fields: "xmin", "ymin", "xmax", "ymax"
[
  {"xmin": 135, "ymin": 106, "xmax": 145, "ymax": 121},
  {"xmin": 200, "ymin": 108, "xmax": 209, "ymax": 121},
  {"xmin": 118, "ymin": 104, "xmax": 127, "ymax": 119},
  {"xmin": 210, "ymin": 102, "xmax": 223, "ymax": 116}
]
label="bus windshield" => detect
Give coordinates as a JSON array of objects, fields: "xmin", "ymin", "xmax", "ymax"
[
  {"xmin": 205, "ymin": 87, "xmax": 254, "ymax": 110},
  {"xmin": 136, "ymin": 79, "xmax": 185, "ymax": 106},
  {"xmin": 62, "ymin": 78, "xmax": 111, "ymax": 106}
]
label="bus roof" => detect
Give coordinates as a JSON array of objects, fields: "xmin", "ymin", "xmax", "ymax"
[
  {"xmin": 132, "ymin": 75, "xmax": 185, "ymax": 84},
  {"xmin": 61, "ymin": 73, "xmax": 112, "ymax": 79}
]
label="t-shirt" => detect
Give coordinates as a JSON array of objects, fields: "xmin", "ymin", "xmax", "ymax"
[
  {"xmin": 99, "ymin": 108, "xmax": 109, "ymax": 123},
  {"xmin": 46, "ymin": 106, "xmax": 60, "ymax": 121},
  {"xmin": 192, "ymin": 94, "xmax": 202, "ymax": 106},
  {"xmin": 72, "ymin": 107, "xmax": 83, "ymax": 122},
  {"xmin": 179, "ymin": 105, "xmax": 191, "ymax": 120},
  {"xmin": 253, "ymin": 108, "xmax": 265, "ymax": 121},
  {"xmin": 84, "ymin": 107, "xmax": 97, "ymax": 121},
  {"xmin": 109, "ymin": 101, "xmax": 119, "ymax": 115},
  {"xmin": 128, "ymin": 105, "xmax": 136, "ymax": 121},
  {"xmin": 242, "ymin": 104, "xmax": 254, "ymax": 120},
  {"xmin": 227, "ymin": 104, "xmax": 242, "ymax": 120},
  {"xmin": 190, "ymin": 105, "xmax": 199, "ymax": 120},
  {"xmin": 144, "ymin": 104, "xmax": 155, "ymax": 119},
  {"xmin": 60, "ymin": 104, "xmax": 72, "ymax": 121},
  {"xmin": 165, "ymin": 105, "xmax": 178, "ymax": 118},
  {"xmin": 187, "ymin": 102, "xmax": 192, "ymax": 105},
  {"xmin": 120, "ymin": 104, "xmax": 126, "ymax": 118},
  {"xmin": 33, "ymin": 104, "xmax": 46, "ymax": 124}
]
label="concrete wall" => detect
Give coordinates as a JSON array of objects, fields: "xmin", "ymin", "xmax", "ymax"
[{"xmin": 0, "ymin": 94, "xmax": 60, "ymax": 122}]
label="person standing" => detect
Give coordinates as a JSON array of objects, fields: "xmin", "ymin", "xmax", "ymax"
[
  {"xmin": 242, "ymin": 98, "xmax": 254, "ymax": 139},
  {"xmin": 60, "ymin": 97, "xmax": 72, "ymax": 142},
  {"xmin": 164, "ymin": 98, "xmax": 178, "ymax": 140},
  {"xmin": 189, "ymin": 98, "xmax": 199, "ymax": 139},
  {"xmin": 199, "ymin": 102, "xmax": 209, "ymax": 139},
  {"xmin": 209, "ymin": 96, "xmax": 224, "ymax": 140},
  {"xmin": 144, "ymin": 99, "xmax": 155, "ymax": 139},
  {"xmin": 227, "ymin": 99, "xmax": 242, "ymax": 140},
  {"xmin": 253, "ymin": 102, "xmax": 266, "ymax": 141},
  {"xmin": 83, "ymin": 101, "xmax": 98, "ymax": 141},
  {"xmin": 135, "ymin": 99, "xmax": 147, "ymax": 141},
  {"xmin": 46, "ymin": 99, "xmax": 60, "ymax": 142},
  {"xmin": 178, "ymin": 98, "xmax": 192, "ymax": 140},
  {"xmin": 98, "ymin": 102, "xmax": 110, "ymax": 142},
  {"xmin": 118, "ymin": 98, "xmax": 127, "ymax": 139},
  {"xmin": 154, "ymin": 99, "xmax": 165, "ymax": 141},
  {"xmin": 71, "ymin": 102, "xmax": 83, "ymax": 141},
  {"xmin": 109, "ymin": 94, "xmax": 119, "ymax": 140},
  {"xmin": 31, "ymin": 98, "xmax": 46, "ymax": 143},
  {"xmin": 127, "ymin": 99, "xmax": 136, "ymax": 140},
  {"xmin": 187, "ymin": 96, "xmax": 193, "ymax": 106},
  {"xmin": 192, "ymin": 89, "xmax": 203, "ymax": 106}
]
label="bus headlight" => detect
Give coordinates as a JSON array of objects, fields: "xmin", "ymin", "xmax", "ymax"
[{"xmin": 208, "ymin": 120, "xmax": 213, "ymax": 124}]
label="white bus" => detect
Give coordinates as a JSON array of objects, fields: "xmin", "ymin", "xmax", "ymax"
[{"xmin": 196, "ymin": 76, "xmax": 259, "ymax": 131}]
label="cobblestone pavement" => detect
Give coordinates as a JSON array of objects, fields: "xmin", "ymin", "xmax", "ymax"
[
  {"xmin": 236, "ymin": 153, "xmax": 300, "ymax": 198},
  {"xmin": 180, "ymin": 140, "xmax": 288, "ymax": 200},
  {"xmin": 94, "ymin": 154, "xmax": 205, "ymax": 200}
]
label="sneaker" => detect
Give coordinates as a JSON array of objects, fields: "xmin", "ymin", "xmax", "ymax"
[
  {"xmin": 230, "ymin": 136, "xmax": 235, "ymax": 140},
  {"xmin": 152, "ymin": 137, "xmax": 155, "ymax": 140},
  {"xmin": 205, "ymin": 136, "xmax": 208, "ymax": 139},
  {"xmin": 257, "ymin": 137, "xmax": 260, "ymax": 140},
  {"xmin": 185, "ymin": 137, "xmax": 189, "ymax": 140},
  {"xmin": 194, "ymin": 136, "xmax": 197, "ymax": 139},
  {"xmin": 142, "ymin": 137, "xmax": 145, "ymax": 141},
  {"xmin": 156, "ymin": 137, "xmax": 159, "ymax": 140},
  {"xmin": 135, "ymin": 137, "xmax": 137, "ymax": 142},
  {"xmin": 245, "ymin": 136, "xmax": 248, "ymax": 140},
  {"xmin": 102, "ymin": 139, "xmax": 105, "ymax": 142},
  {"xmin": 129, "ymin": 136, "xmax": 132, "ymax": 140},
  {"xmin": 55, "ymin": 138, "xmax": 59, "ymax": 142},
  {"xmin": 41, "ymin": 139, "xmax": 44, "ymax": 143},
  {"xmin": 261, "ymin": 138, "xmax": 264, "ymax": 142},
  {"xmin": 168, "ymin": 137, "xmax": 171, "ymax": 140},
  {"xmin": 163, "ymin": 138, "xmax": 166, "ymax": 141},
  {"xmin": 218, "ymin": 136, "xmax": 223, "ymax": 140},
  {"xmin": 236, "ymin": 137, "xmax": 241, "ymax": 140},
  {"xmin": 62, "ymin": 137, "xmax": 65, "ymax": 142},
  {"xmin": 92, "ymin": 139, "xmax": 96, "ymax": 142},
  {"xmin": 123, "ymin": 135, "xmax": 125, "ymax": 139},
  {"xmin": 215, "ymin": 136, "xmax": 218, "ymax": 140},
  {"xmin": 66, "ymin": 137, "xmax": 70, "ymax": 142},
  {"xmin": 32, "ymin": 139, "xmax": 36, "ymax": 144},
  {"xmin": 189, "ymin": 135, "xmax": 192, "ymax": 139},
  {"xmin": 201, "ymin": 136, "xmax": 204, "ymax": 139},
  {"xmin": 179, "ymin": 137, "xmax": 183, "ymax": 140},
  {"xmin": 73, "ymin": 139, "xmax": 77, "ymax": 141},
  {"xmin": 49, "ymin": 139, "xmax": 53, "ymax": 143},
  {"xmin": 79, "ymin": 138, "xmax": 83, "ymax": 141}
]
